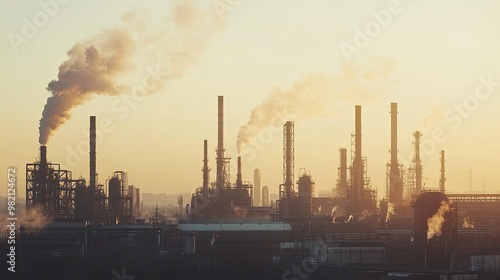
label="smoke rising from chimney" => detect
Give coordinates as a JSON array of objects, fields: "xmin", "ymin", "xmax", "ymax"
[
  {"xmin": 236, "ymin": 57, "xmax": 397, "ymax": 154},
  {"xmin": 386, "ymin": 202, "xmax": 395, "ymax": 223},
  {"xmin": 427, "ymin": 200, "xmax": 451, "ymax": 240},
  {"xmin": 39, "ymin": 0, "xmax": 222, "ymax": 144}
]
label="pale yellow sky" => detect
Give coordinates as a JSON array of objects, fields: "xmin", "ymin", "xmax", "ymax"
[{"xmin": 1, "ymin": 0, "xmax": 500, "ymax": 200}]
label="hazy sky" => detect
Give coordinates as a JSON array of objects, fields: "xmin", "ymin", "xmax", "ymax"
[{"xmin": 1, "ymin": 0, "xmax": 500, "ymax": 200}]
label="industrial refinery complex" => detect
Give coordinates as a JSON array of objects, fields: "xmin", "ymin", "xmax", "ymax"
[{"xmin": 2, "ymin": 96, "xmax": 500, "ymax": 280}]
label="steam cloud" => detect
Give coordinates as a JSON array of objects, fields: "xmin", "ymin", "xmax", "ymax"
[
  {"xmin": 0, "ymin": 205, "xmax": 51, "ymax": 241},
  {"xmin": 331, "ymin": 206, "xmax": 338, "ymax": 223},
  {"xmin": 386, "ymin": 202, "xmax": 395, "ymax": 223},
  {"xmin": 346, "ymin": 214, "xmax": 354, "ymax": 223},
  {"xmin": 39, "ymin": 0, "xmax": 222, "ymax": 144},
  {"xmin": 426, "ymin": 200, "xmax": 451, "ymax": 240},
  {"xmin": 418, "ymin": 105, "xmax": 443, "ymax": 129},
  {"xmin": 462, "ymin": 217, "xmax": 474, "ymax": 229},
  {"xmin": 236, "ymin": 57, "xmax": 397, "ymax": 154},
  {"xmin": 21, "ymin": 205, "xmax": 52, "ymax": 232}
]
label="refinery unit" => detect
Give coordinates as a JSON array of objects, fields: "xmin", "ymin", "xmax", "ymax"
[{"xmin": 2, "ymin": 96, "xmax": 500, "ymax": 279}]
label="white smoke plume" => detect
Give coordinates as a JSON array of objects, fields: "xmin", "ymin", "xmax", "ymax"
[
  {"xmin": 21, "ymin": 205, "xmax": 52, "ymax": 233},
  {"xmin": 358, "ymin": 210, "xmax": 373, "ymax": 222},
  {"xmin": 386, "ymin": 202, "xmax": 395, "ymax": 223},
  {"xmin": 462, "ymin": 217, "xmax": 474, "ymax": 229},
  {"xmin": 427, "ymin": 200, "xmax": 451, "ymax": 240},
  {"xmin": 236, "ymin": 56, "xmax": 397, "ymax": 154},
  {"xmin": 331, "ymin": 206, "xmax": 338, "ymax": 223},
  {"xmin": 0, "ymin": 205, "xmax": 51, "ymax": 241},
  {"xmin": 316, "ymin": 205, "xmax": 322, "ymax": 215},
  {"xmin": 417, "ymin": 105, "xmax": 443, "ymax": 129},
  {"xmin": 346, "ymin": 214, "xmax": 354, "ymax": 223},
  {"xmin": 39, "ymin": 0, "xmax": 223, "ymax": 144}
]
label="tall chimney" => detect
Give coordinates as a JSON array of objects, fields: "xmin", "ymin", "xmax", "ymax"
[
  {"xmin": 40, "ymin": 145, "xmax": 47, "ymax": 166},
  {"xmin": 253, "ymin": 169, "xmax": 261, "ymax": 206},
  {"xmin": 389, "ymin": 103, "xmax": 402, "ymax": 204},
  {"xmin": 350, "ymin": 105, "xmax": 363, "ymax": 213},
  {"xmin": 203, "ymin": 140, "xmax": 209, "ymax": 194},
  {"xmin": 89, "ymin": 116, "xmax": 97, "ymax": 221},
  {"xmin": 338, "ymin": 148, "xmax": 347, "ymax": 197},
  {"xmin": 439, "ymin": 150, "xmax": 445, "ymax": 193},
  {"xmin": 216, "ymin": 96, "xmax": 224, "ymax": 189},
  {"xmin": 90, "ymin": 116, "xmax": 96, "ymax": 192},
  {"xmin": 236, "ymin": 156, "xmax": 243, "ymax": 188},
  {"xmin": 39, "ymin": 145, "xmax": 47, "ymax": 206},
  {"xmin": 283, "ymin": 121, "xmax": 294, "ymax": 199},
  {"xmin": 414, "ymin": 131, "xmax": 422, "ymax": 193}
]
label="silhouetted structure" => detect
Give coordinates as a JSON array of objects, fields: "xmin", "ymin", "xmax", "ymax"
[
  {"xmin": 254, "ymin": 169, "xmax": 261, "ymax": 206},
  {"xmin": 26, "ymin": 146, "xmax": 85, "ymax": 219}
]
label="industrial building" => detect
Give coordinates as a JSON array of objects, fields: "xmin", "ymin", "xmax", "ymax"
[{"xmin": 3, "ymin": 96, "xmax": 500, "ymax": 279}]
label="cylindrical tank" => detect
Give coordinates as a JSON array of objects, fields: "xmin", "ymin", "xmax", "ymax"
[
  {"xmin": 414, "ymin": 192, "xmax": 455, "ymax": 269},
  {"xmin": 297, "ymin": 175, "xmax": 315, "ymax": 217},
  {"xmin": 109, "ymin": 177, "xmax": 122, "ymax": 223}
]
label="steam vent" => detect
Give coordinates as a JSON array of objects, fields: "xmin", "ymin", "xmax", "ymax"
[{"xmin": 414, "ymin": 192, "xmax": 457, "ymax": 269}]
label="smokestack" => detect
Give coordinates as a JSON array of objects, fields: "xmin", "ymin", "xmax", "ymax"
[
  {"xmin": 39, "ymin": 145, "xmax": 48, "ymax": 206},
  {"xmin": 40, "ymin": 145, "xmax": 47, "ymax": 167},
  {"xmin": 350, "ymin": 105, "xmax": 363, "ymax": 213},
  {"xmin": 338, "ymin": 148, "xmax": 347, "ymax": 197},
  {"xmin": 390, "ymin": 103, "xmax": 398, "ymax": 166},
  {"xmin": 90, "ymin": 116, "xmax": 96, "ymax": 192},
  {"xmin": 439, "ymin": 150, "xmax": 445, "ymax": 193},
  {"xmin": 254, "ymin": 169, "xmax": 261, "ymax": 206},
  {"xmin": 89, "ymin": 116, "xmax": 96, "ymax": 221},
  {"xmin": 389, "ymin": 103, "xmax": 402, "ymax": 204},
  {"xmin": 236, "ymin": 156, "xmax": 243, "ymax": 189},
  {"xmin": 216, "ymin": 96, "xmax": 224, "ymax": 189},
  {"xmin": 414, "ymin": 131, "xmax": 422, "ymax": 193},
  {"xmin": 283, "ymin": 121, "xmax": 294, "ymax": 199},
  {"xmin": 202, "ymin": 140, "xmax": 209, "ymax": 194}
]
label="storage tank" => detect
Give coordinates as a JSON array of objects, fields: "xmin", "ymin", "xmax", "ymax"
[
  {"xmin": 414, "ymin": 191, "xmax": 456, "ymax": 269},
  {"xmin": 109, "ymin": 177, "xmax": 122, "ymax": 223},
  {"xmin": 297, "ymin": 174, "xmax": 315, "ymax": 217}
]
